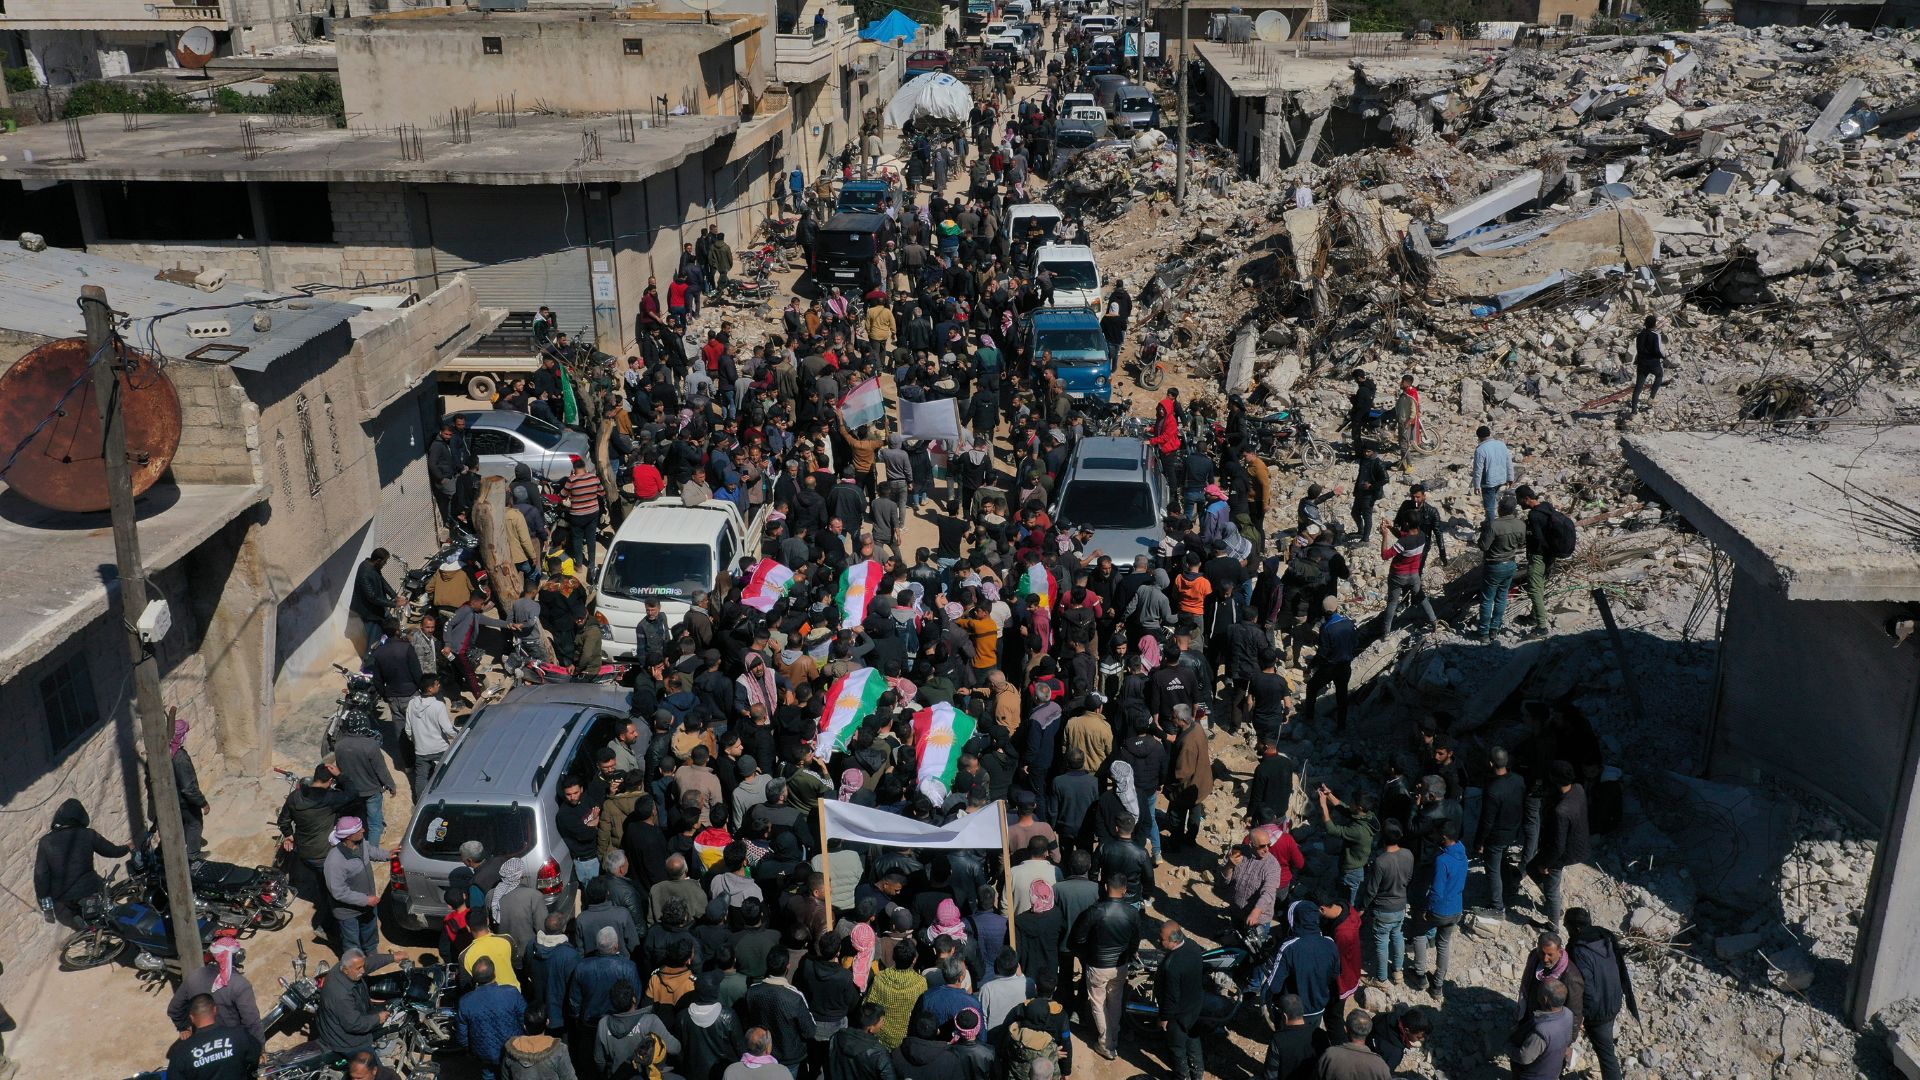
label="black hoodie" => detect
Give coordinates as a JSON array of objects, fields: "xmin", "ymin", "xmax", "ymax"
[
  {"xmin": 892, "ymin": 1035, "xmax": 965, "ymax": 1080},
  {"xmin": 34, "ymin": 799, "xmax": 128, "ymax": 906}
]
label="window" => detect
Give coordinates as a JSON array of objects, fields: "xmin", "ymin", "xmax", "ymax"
[
  {"xmin": 482, "ymin": 35, "xmax": 503, "ymax": 55},
  {"xmin": 624, "ymin": 38, "xmax": 644, "ymax": 55},
  {"xmin": 470, "ymin": 430, "xmax": 514, "ymax": 456},
  {"xmin": 40, "ymin": 653, "xmax": 100, "ymax": 755}
]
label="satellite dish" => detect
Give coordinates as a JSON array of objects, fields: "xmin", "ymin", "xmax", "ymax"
[
  {"xmin": 1255, "ymin": 10, "xmax": 1292, "ymax": 40},
  {"xmin": 175, "ymin": 25, "xmax": 217, "ymax": 70},
  {"xmin": 0, "ymin": 337, "xmax": 181, "ymax": 514}
]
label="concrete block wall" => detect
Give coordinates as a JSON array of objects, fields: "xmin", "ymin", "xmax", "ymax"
[
  {"xmin": 87, "ymin": 241, "xmax": 268, "ymax": 289},
  {"xmin": 169, "ymin": 365, "xmax": 260, "ymax": 486},
  {"xmin": 348, "ymin": 274, "xmax": 483, "ymax": 419},
  {"xmin": 330, "ymin": 182, "xmax": 419, "ymax": 287}
]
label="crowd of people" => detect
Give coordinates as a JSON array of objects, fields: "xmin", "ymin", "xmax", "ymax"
[{"xmin": 27, "ymin": 15, "xmax": 1629, "ymax": 1080}]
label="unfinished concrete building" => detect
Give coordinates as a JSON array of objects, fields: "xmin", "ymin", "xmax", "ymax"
[{"xmin": 1624, "ymin": 427, "xmax": 1920, "ymax": 1027}]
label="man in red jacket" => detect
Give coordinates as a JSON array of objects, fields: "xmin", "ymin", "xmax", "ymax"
[
  {"xmin": 1150, "ymin": 387, "xmax": 1184, "ymax": 494},
  {"xmin": 1317, "ymin": 890, "xmax": 1366, "ymax": 1040}
]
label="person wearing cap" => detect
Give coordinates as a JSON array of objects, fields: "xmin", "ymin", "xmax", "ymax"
[{"xmin": 1528, "ymin": 760, "xmax": 1590, "ymax": 930}]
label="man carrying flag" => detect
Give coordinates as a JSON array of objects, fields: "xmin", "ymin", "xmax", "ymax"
[
  {"xmin": 911, "ymin": 700, "xmax": 980, "ymax": 807},
  {"xmin": 836, "ymin": 559, "xmax": 886, "ymax": 629},
  {"xmin": 741, "ymin": 558, "xmax": 796, "ymax": 613}
]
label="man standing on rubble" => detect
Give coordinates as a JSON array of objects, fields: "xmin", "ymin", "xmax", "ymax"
[
  {"xmin": 1471, "ymin": 425, "xmax": 1513, "ymax": 526},
  {"xmin": 1392, "ymin": 375, "xmax": 1421, "ymax": 473},
  {"xmin": 1631, "ymin": 315, "xmax": 1666, "ymax": 413},
  {"xmin": 1516, "ymin": 485, "xmax": 1566, "ymax": 637}
]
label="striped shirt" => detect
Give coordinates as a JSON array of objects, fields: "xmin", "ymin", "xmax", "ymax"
[{"xmin": 563, "ymin": 470, "xmax": 604, "ymax": 516}]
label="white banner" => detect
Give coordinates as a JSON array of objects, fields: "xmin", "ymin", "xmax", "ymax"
[
  {"xmin": 899, "ymin": 396, "xmax": 962, "ymax": 441},
  {"xmin": 820, "ymin": 798, "xmax": 1006, "ymax": 850}
]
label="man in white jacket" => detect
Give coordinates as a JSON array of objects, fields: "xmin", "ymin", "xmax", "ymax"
[{"xmin": 406, "ymin": 674, "xmax": 458, "ymax": 799}]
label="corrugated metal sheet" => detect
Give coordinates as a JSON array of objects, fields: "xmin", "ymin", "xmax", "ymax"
[{"xmin": 424, "ymin": 186, "xmax": 594, "ymax": 335}]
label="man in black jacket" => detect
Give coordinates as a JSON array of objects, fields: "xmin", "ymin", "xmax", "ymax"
[
  {"xmin": 1069, "ymin": 876, "xmax": 1142, "ymax": 1060},
  {"xmin": 1517, "ymin": 485, "xmax": 1560, "ymax": 636},
  {"xmin": 1156, "ymin": 922, "xmax": 1207, "ymax": 1080},
  {"xmin": 277, "ymin": 766, "xmax": 353, "ymax": 934},
  {"xmin": 1564, "ymin": 907, "xmax": 1636, "ymax": 1080},
  {"xmin": 350, "ymin": 549, "xmax": 397, "ymax": 656},
  {"xmin": 1529, "ymin": 761, "xmax": 1590, "ymax": 930},
  {"xmin": 34, "ymin": 798, "xmax": 129, "ymax": 928},
  {"xmin": 827, "ymin": 1003, "xmax": 898, "ymax": 1080},
  {"xmin": 1473, "ymin": 746, "xmax": 1526, "ymax": 917}
]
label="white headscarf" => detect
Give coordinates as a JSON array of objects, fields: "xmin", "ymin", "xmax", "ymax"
[
  {"xmin": 1109, "ymin": 760, "xmax": 1140, "ymax": 818},
  {"xmin": 490, "ymin": 856, "xmax": 526, "ymax": 923}
]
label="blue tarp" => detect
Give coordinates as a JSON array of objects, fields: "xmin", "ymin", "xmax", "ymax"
[{"xmin": 861, "ymin": 9, "xmax": 922, "ymax": 41}]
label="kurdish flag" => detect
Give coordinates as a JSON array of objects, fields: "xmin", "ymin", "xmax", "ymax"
[
  {"xmin": 740, "ymin": 558, "xmax": 795, "ymax": 613},
  {"xmin": 816, "ymin": 666, "xmax": 887, "ymax": 759},
  {"xmin": 1019, "ymin": 562, "xmax": 1056, "ymax": 609},
  {"xmin": 836, "ymin": 559, "xmax": 885, "ymax": 629},
  {"xmin": 840, "ymin": 376, "xmax": 886, "ymax": 430},
  {"xmin": 912, "ymin": 701, "xmax": 979, "ymax": 806}
]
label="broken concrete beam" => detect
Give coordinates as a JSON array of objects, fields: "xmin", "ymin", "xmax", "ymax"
[
  {"xmin": 1334, "ymin": 186, "xmax": 1391, "ymax": 261},
  {"xmin": 1806, "ymin": 77, "xmax": 1866, "ymax": 146},
  {"xmin": 1784, "ymin": 165, "xmax": 1827, "ymax": 198},
  {"xmin": 1433, "ymin": 169, "xmax": 1544, "ymax": 242},
  {"xmin": 1227, "ymin": 324, "xmax": 1258, "ymax": 394},
  {"xmin": 1698, "ymin": 130, "xmax": 1728, "ymax": 159},
  {"xmin": 1459, "ymin": 378, "xmax": 1483, "ymax": 415},
  {"xmin": 1296, "ymin": 109, "xmax": 1329, "ymax": 167}
]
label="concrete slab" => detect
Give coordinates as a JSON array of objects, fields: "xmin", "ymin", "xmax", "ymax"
[
  {"xmin": 1433, "ymin": 169, "xmax": 1544, "ymax": 241},
  {"xmin": 0, "ymin": 111, "xmax": 742, "ymax": 186},
  {"xmin": 0, "ymin": 482, "xmax": 265, "ymax": 684},
  {"xmin": 1806, "ymin": 76, "xmax": 1867, "ymax": 146},
  {"xmin": 1623, "ymin": 427, "xmax": 1920, "ymax": 601}
]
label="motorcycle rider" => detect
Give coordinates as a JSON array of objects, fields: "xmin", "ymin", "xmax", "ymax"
[
  {"xmin": 33, "ymin": 797, "xmax": 129, "ymax": 928},
  {"xmin": 167, "ymin": 932, "xmax": 266, "ymax": 1049},
  {"xmin": 316, "ymin": 948, "xmax": 389, "ymax": 1057}
]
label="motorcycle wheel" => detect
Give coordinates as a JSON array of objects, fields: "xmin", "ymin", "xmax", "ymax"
[
  {"xmin": 60, "ymin": 927, "xmax": 128, "ymax": 970},
  {"xmin": 1137, "ymin": 363, "xmax": 1165, "ymax": 391},
  {"xmin": 1302, "ymin": 439, "xmax": 1332, "ymax": 468}
]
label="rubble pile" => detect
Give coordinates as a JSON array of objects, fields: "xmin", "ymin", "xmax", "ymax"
[{"xmin": 1061, "ymin": 22, "xmax": 1920, "ymax": 1079}]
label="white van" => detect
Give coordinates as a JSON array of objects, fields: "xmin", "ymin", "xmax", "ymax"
[
  {"xmin": 1033, "ymin": 243, "xmax": 1103, "ymax": 310},
  {"xmin": 1006, "ymin": 202, "xmax": 1066, "ymax": 247},
  {"xmin": 598, "ymin": 498, "xmax": 767, "ymax": 657},
  {"xmin": 1078, "ymin": 13, "xmax": 1118, "ymax": 34}
]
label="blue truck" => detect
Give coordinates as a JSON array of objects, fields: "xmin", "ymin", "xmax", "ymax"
[{"xmin": 1027, "ymin": 306, "xmax": 1113, "ymax": 401}]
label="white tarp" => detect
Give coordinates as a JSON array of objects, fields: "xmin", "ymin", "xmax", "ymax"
[
  {"xmin": 821, "ymin": 798, "xmax": 1007, "ymax": 849},
  {"xmin": 884, "ymin": 72, "xmax": 975, "ymax": 129},
  {"xmin": 899, "ymin": 396, "xmax": 962, "ymax": 441}
]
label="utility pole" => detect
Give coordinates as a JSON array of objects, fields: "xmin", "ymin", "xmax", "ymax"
[
  {"xmin": 1174, "ymin": 0, "xmax": 1190, "ymax": 204},
  {"xmin": 81, "ymin": 285, "xmax": 203, "ymax": 967}
]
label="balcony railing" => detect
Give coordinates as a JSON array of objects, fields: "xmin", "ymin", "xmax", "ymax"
[{"xmin": 775, "ymin": 4, "xmax": 855, "ymax": 82}]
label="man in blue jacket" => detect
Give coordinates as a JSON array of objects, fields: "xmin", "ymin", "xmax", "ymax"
[
  {"xmin": 1260, "ymin": 901, "xmax": 1342, "ymax": 1029},
  {"xmin": 456, "ymin": 957, "xmax": 526, "ymax": 1080},
  {"xmin": 1410, "ymin": 824, "xmax": 1466, "ymax": 1006},
  {"xmin": 1299, "ymin": 596, "xmax": 1356, "ymax": 729}
]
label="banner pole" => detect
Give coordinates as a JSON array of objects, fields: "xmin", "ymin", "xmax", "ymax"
[
  {"xmin": 1000, "ymin": 801, "xmax": 1017, "ymax": 949},
  {"xmin": 819, "ymin": 803, "xmax": 835, "ymax": 933}
]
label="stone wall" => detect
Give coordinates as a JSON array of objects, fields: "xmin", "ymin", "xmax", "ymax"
[{"xmin": 328, "ymin": 182, "xmax": 419, "ymax": 289}]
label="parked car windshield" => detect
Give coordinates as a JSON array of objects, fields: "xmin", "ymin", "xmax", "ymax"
[
  {"xmin": 603, "ymin": 541, "xmax": 712, "ymax": 598},
  {"xmin": 1043, "ymin": 260, "xmax": 1099, "ymax": 289},
  {"xmin": 1037, "ymin": 328, "xmax": 1109, "ymax": 357},
  {"xmin": 1058, "ymin": 479, "xmax": 1156, "ymax": 529}
]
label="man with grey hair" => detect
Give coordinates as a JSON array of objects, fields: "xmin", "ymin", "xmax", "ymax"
[
  {"xmin": 651, "ymin": 853, "xmax": 707, "ymax": 922},
  {"xmin": 567, "ymin": 925, "xmax": 640, "ymax": 1040},
  {"xmin": 723, "ymin": 1028, "xmax": 792, "ymax": 1080},
  {"xmin": 315, "ymin": 948, "xmax": 387, "ymax": 1055},
  {"xmin": 601, "ymin": 848, "xmax": 648, "ymax": 931}
]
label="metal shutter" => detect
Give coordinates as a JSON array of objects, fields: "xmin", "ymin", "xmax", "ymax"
[{"xmin": 425, "ymin": 185, "xmax": 595, "ymax": 336}]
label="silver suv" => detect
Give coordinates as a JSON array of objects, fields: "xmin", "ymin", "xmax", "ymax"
[
  {"xmin": 390, "ymin": 682, "xmax": 631, "ymax": 930},
  {"xmin": 1050, "ymin": 436, "xmax": 1169, "ymax": 559}
]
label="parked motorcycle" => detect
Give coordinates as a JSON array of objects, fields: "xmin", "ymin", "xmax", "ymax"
[
  {"xmin": 58, "ymin": 869, "xmax": 231, "ymax": 976},
  {"xmin": 321, "ymin": 663, "xmax": 382, "ymax": 753},
  {"xmin": 722, "ymin": 276, "xmax": 782, "ymax": 307},
  {"xmin": 1251, "ymin": 408, "xmax": 1333, "ymax": 468},
  {"xmin": 262, "ymin": 940, "xmax": 325, "ymax": 1033},
  {"xmin": 1130, "ymin": 331, "xmax": 1168, "ymax": 390},
  {"xmin": 398, "ymin": 524, "xmax": 480, "ymax": 624},
  {"xmin": 501, "ymin": 637, "xmax": 631, "ymax": 686},
  {"xmin": 1123, "ymin": 928, "xmax": 1276, "ymax": 1034},
  {"xmin": 115, "ymin": 837, "xmax": 294, "ymax": 933}
]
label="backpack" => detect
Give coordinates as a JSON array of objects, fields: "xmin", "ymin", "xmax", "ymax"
[
  {"xmin": 1288, "ymin": 551, "xmax": 1330, "ymax": 592},
  {"xmin": 626, "ymin": 1030, "xmax": 668, "ymax": 1080},
  {"xmin": 1544, "ymin": 506, "xmax": 1578, "ymax": 558},
  {"xmin": 1003, "ymin": 1019, "xmax": 1060, "ymax": 1080}
]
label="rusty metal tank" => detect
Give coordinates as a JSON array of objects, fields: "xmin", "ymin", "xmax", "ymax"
[{"xmin": 0, "ymin": 337, "xmax": 183, "ymax": 513}]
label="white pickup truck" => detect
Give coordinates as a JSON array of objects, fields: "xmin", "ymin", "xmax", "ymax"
[{"xmin": 597, "ymin": 497, "xmax": 768, "ymax": 658}]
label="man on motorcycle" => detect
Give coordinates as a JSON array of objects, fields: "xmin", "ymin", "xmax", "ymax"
[
  {"xmin": 315, "ymin": 949, "xmax": 389, "ymax": 1057},
  {"xmin": 33, "ymin": 797, "xmax": 129, "ymax": 928}
]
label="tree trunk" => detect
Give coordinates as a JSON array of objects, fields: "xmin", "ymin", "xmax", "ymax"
[{"xmin": 471, "ymin": 474, "xmax": 524, "ymax": 609}]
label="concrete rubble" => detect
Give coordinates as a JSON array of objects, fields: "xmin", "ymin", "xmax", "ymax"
[{"xmin": 1058, "ymin": 20, "xmax": 1920, "ymax": 1079}]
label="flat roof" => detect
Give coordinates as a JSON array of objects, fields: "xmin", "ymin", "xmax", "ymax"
[
  {"xmin": 1192, "ymin": 39, "xmax": 1481, "ymax": 96},
  {"xmin": 0, "ymin": 111, "xmax": 741, "ymax": 186},
  {"xmin": 1623, "ymin": 427, "xmax": 1920, "ymax": 602},
  {"xmin": 0, "ymin": 244, "xmax": 360, "ymax": 373},
  {"xmin": 0, "ymin": 482, "xmax": 266, "ymax": 684}
]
